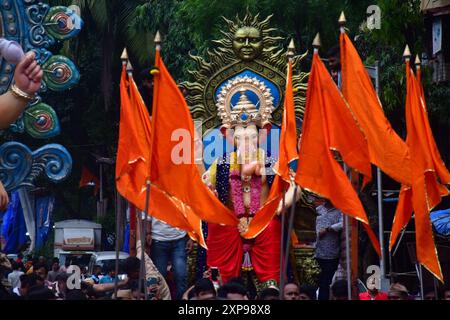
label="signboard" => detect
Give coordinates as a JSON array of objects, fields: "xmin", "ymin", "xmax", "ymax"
[{"xmin": 63, "ymin": 228, "xmax": 94, "ymax": 251}]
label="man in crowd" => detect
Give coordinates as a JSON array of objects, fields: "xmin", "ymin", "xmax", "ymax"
[
  {"xmin": 259, "ymin": 287, "xmax": 280, "ymax": 300},
  {"xmin": 193, "ymin": 278, "xmax": 216, "ymax": 300},
  {"xmin": 11, "ymin": 274, "xmax": 38, "ymax": 299},
  {"xmin": 331, "ymin": 280, "xmax": 349, "ymax": 300},
  {"xmin": 7, "ymin": 261, "xmax": 24, "ymax": 289},
  {"xmin": 34, "ymin": 263, "xmax": 53, "ymax": 289},
  {"xmin": 99, "ymin": 266, "xmax": 116, "ymax": 284},
  {"xmin": 59, "ymin": 258, "xmax": 71, "ymax": 273},
  {"xmin": 315, "ymin": 199, "xmax": 343, "ymax": 300},
  {"xmin": 47, "ymin": 258, "xmax": 61, "ymax": 282},
  {"xmin": 388, "ymin": 283, "xmax": 409, "ymax": 300},
  {"xmin": 327, "ymin": 45, "xmax": 341, "ymax": 87},
  {"xmin": 283, "ymin": 283, "xmax": 300, "ymax": 300},
  {"xmin": 149, "ymin": 216, "xmax": 193, "ymax": 300},
  {"xmin": 443, "ymin": 285, "xmax": 450, "ymax": 300},
  {"xmin": 298, "ymin": 284, "xmax": 317, "ymax": 300},
  {"xmin": 218, "ymin": 282, "xmax": 249, "ymax": 300},
  {"xmin": 90, "ymin": 265, "xmax": 102, "ymax": 284},
  {"xmin": 359, "ymin": 286, "xmax": 388, "ymax": 300}
]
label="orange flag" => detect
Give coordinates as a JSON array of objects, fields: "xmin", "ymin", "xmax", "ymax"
[
  {"xmin": 275, "ymin": 59, "xmax": 299, "ymax": 182},
  {"xmin": 389, "ymin": 61, "xmax": 449, "ymax": 281},
  {"xmin": 150, "ymin": 49, "xmax": 238, "ymax": 227},
  {"xmin": 340, "ymin": 32, "xmax": 412, "ymax": 187},
  {"xmin": 115, "ymin": 64, "xmax": 207, "ymax": 247},
  {"xmin": 295, "ymin": 50, "xmax": 380, "ymax": 255},
  {"xmin": 79, "ymin": 166, "xmax": 100, "ymax": 195},
  {"xmin": 243, "ymin": 59, "xmax": 297, "ymax": 239}
]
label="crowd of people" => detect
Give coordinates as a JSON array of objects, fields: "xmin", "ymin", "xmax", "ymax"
[{"xmin": 1, "ymin": 251, "xmax": 450, "ymax": 300}]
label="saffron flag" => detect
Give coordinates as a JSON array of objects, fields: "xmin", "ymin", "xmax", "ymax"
[
  {"xmin": 340, "ymin": 32, "xmax": 412, "ymax": 186},
  {"xmin": 244, "ymin": 60, "xmax": 297, "ymax": 239},
  {"xmin": 275, "ymin": 59, "xmax": 299, "ymax": 182},
  {"xmin": 295, "ymin": 51, "xmax": 380, "ymax": 255},
  {"xmin": 389, "ymin": 61, "xmax": 450, "ymax": 281},
  {"xmin": 150, "ymin": 49, "xmax": 238, "ymax": 227},
  {"xmin": 115, "ymin": 64, "xmax": 207, "ymax": 248},
  {"xmin": 79, "ymin": 166, "xmax": 100, "ymax": 196}
]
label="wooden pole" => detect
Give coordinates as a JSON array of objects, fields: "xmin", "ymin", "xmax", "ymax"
[
  {"xmin": 113, "ymin": 190, "xmax": 121, "ymax": 299},
  {"xmin": 282, "ymin": 186, "xmax": 298, "ymax": 296},
  {"xmin": 279, "ymin": 190, "xmax": 286, "ymax": 298}
]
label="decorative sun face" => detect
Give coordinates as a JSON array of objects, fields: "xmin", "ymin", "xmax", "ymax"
[{"xmin": 232, "ymin": 27, "xmax": 263, "ymax": 61}]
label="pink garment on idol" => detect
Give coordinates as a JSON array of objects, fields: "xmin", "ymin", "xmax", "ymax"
[{"xmin": 0, "ymin": 38, "xmax": 24, "ymax": 64}]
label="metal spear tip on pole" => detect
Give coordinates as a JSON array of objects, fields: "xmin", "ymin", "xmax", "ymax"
[
  {"xmin": 126, "ymin": 61, "xmax": 133, "ymax": 76},
  {"xmin": 415, "ymin": 54, "xmax": 421, "ymax": 66},
  {"xmin": 403, "ymin": 45, "xmax": 411, "ymax": 61},
  {"xmin": 312, "ymin": 33, "xmax": 321, "ymax": 54},
  {"xmin": 154, "ymin": 30, "xmax": 162, "ymax": 51},
  {"xmin": 339, "ymin": 11, "xmax": 347, "ymax": 34},
  {"xmin": 339, "ymin": 11, "xmax": 347, "ymax": 26},
  {"xmin": 312, "ymin": 33, "xmax": 321, "ymax": 49},
  {"xmin": 121, "ymin": 48, "xmax": 128, "ymax": 65},
  {"xmin": 287, "ymin": 39, "xmax": 295, "ymax": 58}
]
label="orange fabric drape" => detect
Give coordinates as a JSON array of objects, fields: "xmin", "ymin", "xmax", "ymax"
[
  {"xmin": 340, "ymin": 32, "xmax": 412, "ymax": 187},
  {"xmin": 295, "ymin": 52, "xmax": 380, "ymax": 255},
  {"xmin": 243, "ymin": 60, "xmax": 298, "ymax": 239},
  {"xmin": 389, "ymin": 62, "xmax": 450, "ymax": 282},
  {"xmin": 151, "ymin": 49, "xmax": 238, "ymax": 227},
  {"xmin": 275, "ymin": 59, "xmax": 299, "ymax": 182},
  {"xmin": 115, "ymin": 65, "xmax": 207, "ymax": 247}
]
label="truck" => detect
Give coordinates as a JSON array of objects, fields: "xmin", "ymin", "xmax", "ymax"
[{"xmin": 54, "ymin": 219, "xmax": 102, "ymax": 268}]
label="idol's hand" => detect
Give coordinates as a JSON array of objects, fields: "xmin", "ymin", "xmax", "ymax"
[{"xmin": 14, "ymin": 51, "xmax": 43, "ymax": 95}]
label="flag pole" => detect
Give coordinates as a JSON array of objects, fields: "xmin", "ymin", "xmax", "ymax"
[
  {"xmin": 339, "ymin": 13, "xmax": 354, "ymax": 300},
  {"xmin": 126, "ymin": 59, "xmax": 148, "ymax": 300},
  {"xmin": 141, "ymin": 180, "xmax": 151, "ymax": 300},
  {"xmin": 283, "ymin": 184, "xmax": 298, "ymax": 293},
  {"xmin": 404, "ymin": 45, "xmax": 425, "ymax": 299},
  {"xmin": 374, "ymin": 59, "xmax": 386, "ymax": 279},
  {"xmin": 279, "ymin": 40, "xmax": 297, "ymax": 298},
  {"xmin": 343, "ymin": 162, "xmax": 352, "ymax": 300},
  {"xmin": 114, "ymin": 48, "xmax": 129, "ymax": 299},
  {"xmin": 279, "ymin": 189, "xmax": 286, "ymax": 297}
]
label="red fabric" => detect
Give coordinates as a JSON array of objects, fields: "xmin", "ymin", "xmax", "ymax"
[
  {"xmin": 207, "ymin": 219, "xmax": 281, "ymax": 284},
  {"xmin": 251, "ymin": 219, "xmax": 281, "ymax": 282},
  {"xmin": 79, "ymin": 166, "xmax": 100, "ymax": 195},
  {"xmin": 359, "ymin": 291, "xmax": 388, "ymax": 300},
  {"xmin": 207, "ymin": 224, "xmax": 243, "ymax": 284}
]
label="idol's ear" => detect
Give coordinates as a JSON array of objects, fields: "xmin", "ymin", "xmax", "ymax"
[
  {"xmin": 220, "ymin": 126, "xmax": 235, "ymax": 145},
  {"xmin": 259, "ymin": 123, "xmax": 272, "ymax": 144}
]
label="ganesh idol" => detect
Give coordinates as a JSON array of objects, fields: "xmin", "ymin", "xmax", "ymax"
[
  {"xmin": 183, "ymin": 12, "xmax": 308, "ymax": 288},
  {"xmin": 201, "ymin": 79, "xmax": 285, "ymax": 286}
]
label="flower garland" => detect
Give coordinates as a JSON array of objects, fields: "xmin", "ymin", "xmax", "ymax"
[{"xmin": 229, "ymin": 151, "xmax": 263, "ymax": 218}]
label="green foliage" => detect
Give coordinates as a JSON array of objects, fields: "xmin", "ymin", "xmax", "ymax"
[{"xmin": 33, "ymin": 231, "xmax": 55, "ymax": 259}]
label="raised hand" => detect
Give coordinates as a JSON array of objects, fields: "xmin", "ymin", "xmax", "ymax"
[{"xmin": 14, "ymin": 51, "xmax": 43, "ymax": 95}]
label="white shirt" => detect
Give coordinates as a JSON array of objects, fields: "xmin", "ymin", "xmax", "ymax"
[
  {"xmin": 150, "ymin": 218, "xmax": 186, "ymax": 242},
  {"xmin": 7, "ymin": 270, "xmax": 23, "ymax": 289}
]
